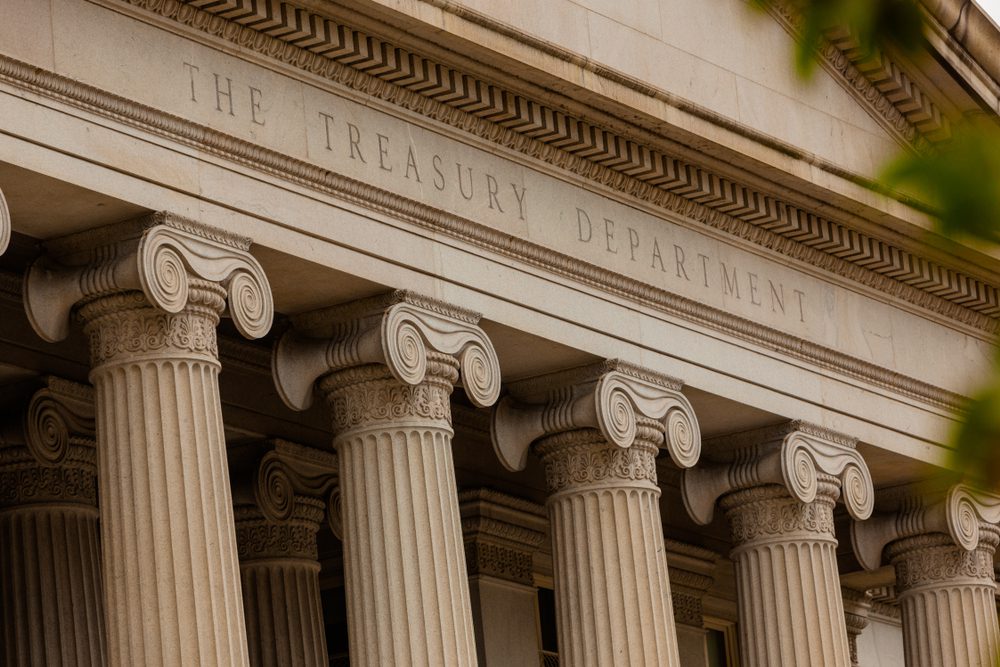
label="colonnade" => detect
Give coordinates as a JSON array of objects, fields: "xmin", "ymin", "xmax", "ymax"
[{"xmin": 1, "ymin": 215, "xmax": 998, "ymax": 666}]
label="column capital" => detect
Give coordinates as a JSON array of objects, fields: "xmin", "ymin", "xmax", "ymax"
[
  {"xmin": 273, "ymin": 290, "xmax": 501, "ymax": 411},
  {"xmin": 0, "ymin": 185, "xmax": 10, "ymax": 256},
  {"xmin": 459, "ymin": 488, "xmax": 546, "ymax": 586},
  {"xmin": 24, "ymin": 211, "xmax": 273, "ymax": 342},
  {"xmin": 230, "ymin": 438, "xmax": 339, "ymax": 525},
  {"xmin": 2, "ymin": 376, "xmax": 95, "ymax": 463},
  {"xmin": 681, "ymin": 420, "xmax": 873, "ymax": 525},
  {"xmin": 489, "ymin": 359, "xmax": 701, "ymax": 472},
  {"xmin": 852, "ymin": 483, "xmax": 1000, "ymax": 570},
  {"xmin": 0, "ymin": 376, "xmax": 96, "ymax": 507}
]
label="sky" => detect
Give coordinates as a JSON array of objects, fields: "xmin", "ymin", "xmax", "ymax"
[{"xmin": 978, "ymin": 0, "xmax": 1000, "ymax": 25}]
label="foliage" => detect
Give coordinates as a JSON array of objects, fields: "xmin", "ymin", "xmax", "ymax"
[{"xmin": 756, "ymin": 0, "xmax": 1000, "ymax": 484}]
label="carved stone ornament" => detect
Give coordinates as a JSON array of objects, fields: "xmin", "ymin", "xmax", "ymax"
[
  {"xmin": 0, "ymin": 185, "xmax": 9, "ymax": 257},
  {"xmin": 23, "ymin": 211, "xmax": 273, "ymax": 343},
  {"xmin": 2, "ymin": 376, "xmax": 96, "ymax": 465},
  {"xmin": 851, "ymin": 483, "xmax": 1000, "ymax": 571},
  {"xmin": 459, "ymin": 488, "xmax": 547, "ymax": 586},
  {"xmin": 0, "ymin": 376, "xmax": 97, "ymax": 508},
  {"xmin": 230, "ymin": 439, "xmax": 339, "ymax": 523},
  {"xmin": 681, "ymin": 420, "xmax": 873, "ymax": 525},
  {"xmin": 273, "ymin": 290, "xmax": 501, "ymax": 411},
  {"xmin": 490, "ymin": 359, "xmax": 701, "ymax": 472}
]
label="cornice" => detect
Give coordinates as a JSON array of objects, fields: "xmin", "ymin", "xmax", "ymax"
[
  {"xmin": 0, "ymin": 9, "xmax": 978, "ymax": 410},
  {"xmin": 766, "ymin": 1, "xmax": 952, "ymax": 150},
  {"xmin": 108, "ymin": 0, "xmax": 1000, "ymax": 330}
]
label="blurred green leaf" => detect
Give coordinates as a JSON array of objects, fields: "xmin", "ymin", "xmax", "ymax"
[
  {"xmin": 883, "ymin": 124, "xmax": 1000, "ymax": 246},
  {"xmin": 752, "ymin": 0, "xmax": 925, "ymax": 78}
]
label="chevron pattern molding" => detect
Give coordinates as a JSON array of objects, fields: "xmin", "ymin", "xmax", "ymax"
[{"xmin": 131, "ymin": 0, "xmax": 998, "ymax": 323}]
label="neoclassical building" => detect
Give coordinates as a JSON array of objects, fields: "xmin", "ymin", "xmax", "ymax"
[{"xmin": 0, "ymin": 0, "xmax": 999, "ymax": 666}]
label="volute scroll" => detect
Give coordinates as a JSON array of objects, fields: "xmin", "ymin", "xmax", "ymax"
[
  {"xmin": 681, "ymin": 422, "xmax": 872, "ymax": 526},
  {"xmin": 273, "ymin": 291, "xmax": 501, "ymax": 412},
  {"xmin": 23, "ymin": 213, "xmax": 273, "ymax": 343},
  {"xmin": 852, "ymin": 484, "xmax": 1000, "ymax": 571},
  {"xmin": 490, "ymin": 361, "xmax": 701, "ymax": 473}
]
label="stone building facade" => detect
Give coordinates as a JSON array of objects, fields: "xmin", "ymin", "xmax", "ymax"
[{"xmin": 0, "ymin": 0, "xmax": 999, "ymax": 665}]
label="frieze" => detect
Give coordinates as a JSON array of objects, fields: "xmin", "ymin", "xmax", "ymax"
[
  {"xmin": 108, "ymin": 0, "xmax": 999, "ymax": 332},
  {"xmin": 0, "ymin": 47, "xmax": 973, "ymax": 409},
  {"xmin": 464, "ymin": 541, "xmax": 535, "ymax": 586}
]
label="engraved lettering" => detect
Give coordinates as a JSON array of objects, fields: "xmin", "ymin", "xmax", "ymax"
[
  {"xmin": 651, "ymin": 238, "xmax": 667, "ymax": 272},
  {"xmin": 319, "ymin": 111, "xmax": 336, "ymax": 151},
  {"xmin": 376, "ymin": 133, "xmax": 392, "ymax": 172},
  {"xmin": 674, "ymin": 245, "xmax": 689, "ymax": 281},
  {"xmin": 770, "ymin": 281, "xmax": 785, "ymax": 314},
  {"xmin": 699, "ymin": 254, "xmax": 711, "ymax": 288},
  {"xmin": 794, "ymin": 289, "xmax": 806, "ymax": 322},
  {"xmin": 183, "ymin": 62, "xmax": 200, "ymax": 102},
  {"xmin": 748, "ymin": 272, "xmax": 761, "ymax": 305},
  {"xmin": 628, "ymin": 228, "xmax": 639, "ymax": 261},
  {"xmin": 214, "ymin": 73, "xmax": 235, "ymax": 116},
  {"xmin": 577, "ymin": 208, "xmax": 593, "ymax": 242},
  {"xmin": 486, "ymin": 174, "xmax": 503, "ymax": 212},
  {"xmin": 432, "ymin": 155, "xmax": 445, "ymax": 191},
  {"xmin": 511, "ymin": 184, "xmax": 527, "ymax": 221},
  {"xmin": 405, "ymin": 146, "xmax": 422, "ymax": 182},
  {"xmin": 347, "ymin": 123, "xmax": 366, "ymax": 163},
  {"xmin": 249, "ymin": 86, "xmax": 265, "ymax": 125},
  {"xmin": 604, "ymin": 218, "xmax": 618, "ymax": 254},
  {"xmin": 457, "ymin": 164, "xmax": 474, "ymax": 200},
  {"xmin": 721, "ymin": 262, "xmax": 740, "ymax": 299}
]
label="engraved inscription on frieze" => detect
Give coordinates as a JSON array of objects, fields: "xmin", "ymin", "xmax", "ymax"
[{"xmin": 180, "ymin": 60, "xmax": 811, "ymax": 328}]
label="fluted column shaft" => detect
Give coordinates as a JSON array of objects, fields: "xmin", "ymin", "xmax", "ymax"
[
  {"xmin": 0, "ymin": 441, "xmax": 105, "ymax": 666},
  {"xmin": 320, "ymin": 357, "xmax": 477, "ymax": 667},
  {"xmin": 721, "ymin": 482, "xmax": 851, "ymax": 667},
  {"xmin": 82, "ymin": 287, "xmax": 248, "ymax": 666},
  {"xmin": 889, "ymin": 531, "xmax": 1000, "ymax": 667},
  {"xmin": 538, "ymin": 421, "xmax": 680, "ymax": 667},
  {"xmin": 236, "ymin": 498, "xmax": 328, "ymax": 667}
]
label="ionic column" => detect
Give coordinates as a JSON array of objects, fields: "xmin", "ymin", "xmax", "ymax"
[
  {"xmin": 0, "ymin": 184, "xmax": 10, "ymax": 254},
  {"xmin": 24, "ymin": 213, "xmax": 274, "ymax": 667},
  {"xmin": 0, "ymin": 378, "xmax": 104, "ymax": 666},
  {"xmin": 272, "ymin": 291, "xmax": 502, "ymax": 667},
  {"xmin": 490, "ymin": 360, "xmax": 703, "ymax": 667},
  {"xmin": 852, "ymin": 484, "xmax": 1000, "ymax": 666},
  {"xmin": 841, "ymin": 588, "xmax": 872, "ymax": 667},
  {"xmin": 665, "ymin": 540, "xmax": 718, "ymax": 667},
  {"xmin": 459, "ymin": 488, "xmax": 547, "ymax": 666},
  {"xmin": 229, "ymin": 440, "xmax": 339, "ymax": 667},
  {"xmin": 682, "ymin": 422, "xmax": 874, "ymax": 667}
]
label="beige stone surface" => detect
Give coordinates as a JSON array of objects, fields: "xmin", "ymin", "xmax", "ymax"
[
  {"xmin": 230, "ymin": 441, "xmax": 339, "ymax": 667},
  {"xmin": 0, "ymin": 0, "xmax": 987, "ymax": 396},
  {"xmin": 682, "ymin": 422, "xmax": 874, "ymax": 667},
  {"xmin": 852, "ymin": 485, "xmax": 1000, "ymax": 667},
  {"xmin": 0, "ymin": 378, "xmax": 104, "ymax": 666},
  {"xmin": 491, "ymin": 361, "xmax": 701, "ymax": 666},
  {"xmin": 21, "ymin": 216, "xmax": 274, "ymax": 667},
  {"xmin": 273, "ymin": 292, "xmax": 502, "ymax": 666},
  {"xmin": 459, "ymin": 489, "xmax": 547, "ymax": 666}
]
